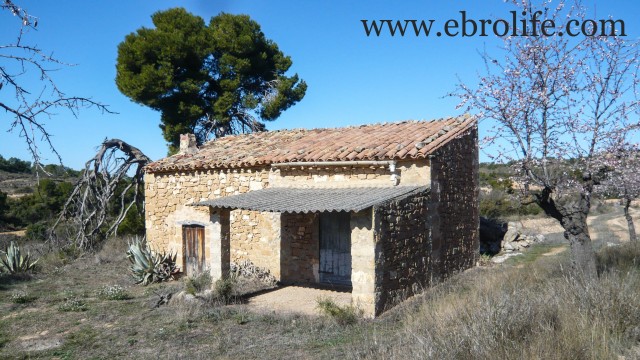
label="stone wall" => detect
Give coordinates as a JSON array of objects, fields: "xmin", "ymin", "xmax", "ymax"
[
  {"xmin": 428, "ymin": 127, "xmax": 479, "ymax": 281},
  {"xmin": 144, "ymin": 160, "xmax": 429, "ymax": 279},
  {"xmin": 280, "ymin": 213, "xmax": 319, "ymax": 283},
  {"xmin": 144, "ymin": 167, "xmax": 278, "ymax": 274},
  {"xmin": 373, "ymin": 189, "xmax": 429, "ymax": 313},
  {"xmin": 270, "ymin": 160, "xmax": 429, "ymax": 188}
]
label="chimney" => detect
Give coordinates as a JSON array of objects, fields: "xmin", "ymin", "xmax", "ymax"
[{"xmin": 179, "ymin": 134, "xmax": 198, "ymax": 155}]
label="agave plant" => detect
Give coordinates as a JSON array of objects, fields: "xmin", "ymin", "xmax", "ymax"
[
  {"xmin": 126, "ymin": 238, "xmax": 179, "ymax": 285},
  {"xmin": 0, "ymin": 241, "xmax": 38, "ymax": 274}
]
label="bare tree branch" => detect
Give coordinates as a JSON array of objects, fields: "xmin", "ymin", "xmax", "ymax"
[
  {"xmin": 51, "ymin": 139, "xmax": 150, "ymax": 250},
  {"xmin": 1, "ymin": 1, "xmax": 114, "ymax": 171}
]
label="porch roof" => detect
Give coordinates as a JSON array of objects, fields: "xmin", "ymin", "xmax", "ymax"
[{"xmin": 192, "ymin": 186, "xmax": 428, "ymax": 213}]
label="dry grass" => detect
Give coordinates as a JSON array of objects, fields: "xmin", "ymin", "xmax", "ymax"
[
  {"xmin": 1, "ymin": 233, "xmax": 640, "ymax": 359},
  {"xmin": 349, "ymin": 243, "xmax": 640, "ymax": 360}
]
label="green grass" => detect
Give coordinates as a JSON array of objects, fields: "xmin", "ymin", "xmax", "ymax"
[{"xmin": 504, "ymin": 242, "xmax": 568, "ymax": 266}]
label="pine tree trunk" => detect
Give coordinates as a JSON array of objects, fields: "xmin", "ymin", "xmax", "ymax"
[{"xmin": 624, "ymin": 197, "xmax": 637, "ymax": 242}]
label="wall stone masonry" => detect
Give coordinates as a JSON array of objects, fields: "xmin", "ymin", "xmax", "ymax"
[
  {"xmin": 350, "ymin": 209, "xmax": 378, "ymax": 317},
  {"xmin": 373, "ymin": 189, "xmax": 429, "ymax": 313},
  {"xmin": 144, "ymin": 167, "xmax": 276, "ymax": 273},
  {"xmin": 271, "ymin": 161, "xmax": 429, "ymax": 188},
  {"xmin": 280, "ymin": 213, "xmax": 319, "ymax": 283},
  {"xmin": 428, "ymin": 127, "xmax": 480, "ymax": 281},
  {"xmin": 144, "ymin": 160, "xmax": 430, "ymax": 277}
]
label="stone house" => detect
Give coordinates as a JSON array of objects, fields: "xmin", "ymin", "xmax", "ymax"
[{"xmin": 144, "ymin": 116, "xmax": 479, "ymax": 317}]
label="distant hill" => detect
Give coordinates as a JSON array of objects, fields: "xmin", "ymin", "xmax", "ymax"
[
  {"xmin": 0, "ymin": 169, "xmax": 79, "ymax": 198},
  {"xmin": 0, "ymin": 155, "xmax": 80, "ymax": 197},
  {"xmin": 0, "ymin": 170, "xmax": 37, "ymax": 197}
]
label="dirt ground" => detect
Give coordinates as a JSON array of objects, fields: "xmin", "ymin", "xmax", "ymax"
[
  {"xmin": 246, "ymin": 286, "xmax": 352, "ymax": 316},
  {"xmin": 520, "ymin": 204, "xmax": 640, "ymax": 244},
  {"xmin": 0, "ymin": 230, "xmax": 26, "ymax": 237}
]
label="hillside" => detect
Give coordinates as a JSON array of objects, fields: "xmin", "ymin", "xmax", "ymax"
[
  {"xmin": 0, "ymin": 170, "xmax": 35, "ymax": 197},
  {"xmin": 0, "ymin": 158, "xmax": 81, "ymax": 233}
]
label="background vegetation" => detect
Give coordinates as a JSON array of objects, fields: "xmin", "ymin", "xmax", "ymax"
[
  {"xmin": 0, "ymin": 156, "xmax": 143, "ymax": 238},
  {"xmin": 479, "ymin": 162, "xmax": 542, "ymax": 219}
]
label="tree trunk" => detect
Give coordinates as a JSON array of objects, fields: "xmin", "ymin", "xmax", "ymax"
[
  {"xmin": 624, "ymin": 197, "xmax": 637, "ymax": 242},
  {"xmin": 537, "ymin": 186, "xmax": 597, "ymax": 279},
  {"xmin": 560, "ymin": 204, "xmax": 597, "ymax": 279}
]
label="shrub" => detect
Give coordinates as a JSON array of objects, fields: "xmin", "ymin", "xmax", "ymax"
[
  {"xmin": 591, "ymin": 199, "xmax": 614, "ymax": 215},
  {"xmin": 126, "ymin": 237, "xmax": 179, "ymax": 285},
  {"xmin": 480, "ymin": 189, "xmax": 542, "ymax": 219},
  {"xmin": 56, "ymin": 244, "xmax": 82, "ymax": 265},
  {"xmin": 0, "ymin": 241, "xmax": 38, "ymax": 274},
  {"xmin": 97, "ymin": 285, "xmax": 130, "ymax": 300},
  {"xmin": 59, "ymin": 297, "xmax": 87, "ymax": 312},
  {"xmin": 116, "ymin": 203, "xmax": 145, "ymax": 236},
  {"xmin": 477, "ymin": 253, "xmax": 494, "ymax": 267},
  {"xmin": 230, "ymin": 260, "xmax": 278, "ymax": 286},
  {"xmin": 213, "ymin": 276, "xmax": 238, "ymax": 304},
  {"xmin": 596, "ymin": 242, "xmax": 640, "ymax": 274},
  {"xmin": 25, "ymin": 221, "xmax": 49, "ymax": 241},
  {"xmin": 184, "ymin": 272, "xmax": 212, "ymax": 296},
  {"xmin": 11, "ymin": 290, "xmax": 36, "ymax": 304},
  {"xmin": 316, "ymin": 297, "xmax": 360, "ymax": 325}
]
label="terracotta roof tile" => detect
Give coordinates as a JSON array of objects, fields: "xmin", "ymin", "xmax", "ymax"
[{"xmin": 144, "ymin": 115, "xmax": 475, "ymax": 173}]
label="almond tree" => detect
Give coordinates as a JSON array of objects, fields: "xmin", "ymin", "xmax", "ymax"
[
  {"xmin": 597, "ymin": 144, "xmax": 640, "ymax": 242},
  {"xmin": 455, "ymin": 0, "xmax": 640, "ymax": 278},
  {"xmin": 1, "ymin": 1, "xmax": 110, "ymax": 169}
]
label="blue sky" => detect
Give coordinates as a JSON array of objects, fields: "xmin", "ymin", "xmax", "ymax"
[{"xmin": 0, "ymin": 1, "xmax": 637, "ymax": 169}]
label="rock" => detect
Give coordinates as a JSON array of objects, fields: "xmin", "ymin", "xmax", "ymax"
[
  {"xmin": 492, "ymin": 252, "xmax": 523, "ymax": 264},
  {"xmin": 503, "ymin": 221, "xmax": 523, "ymax": 243},
  {"xmin": 481, "ymin": 217, "xmax": 545, "ymax": 256},
  {"xmin": 503, "ymin": 241, "xmax": 515, "ymax": 252}
]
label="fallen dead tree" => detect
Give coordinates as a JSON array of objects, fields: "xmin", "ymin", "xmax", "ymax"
[{"xmin": 51, "ymin": 139, "xmax": 150, "ymax": 249}]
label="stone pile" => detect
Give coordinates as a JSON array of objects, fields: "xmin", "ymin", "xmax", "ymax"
[
  {"xmin": 501, "ymin": 221, "xmax": 545, "ymax": 252},
  {"xmin": 231, "ymin": 259, "xmax": 278, "ymax": 286}
]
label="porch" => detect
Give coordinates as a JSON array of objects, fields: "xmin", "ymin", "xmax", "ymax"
[{"xmin": 190, "ymin": 186, "xmax": 427, "ymax": 317}]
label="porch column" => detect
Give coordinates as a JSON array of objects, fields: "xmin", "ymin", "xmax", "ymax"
[
  {"xmin": 210, "ymin": 208, "xmax": 230, "ymax": 281},
  {"xmin": 350, "ymin": 208, "xmax": 379, "ymax": 318}
]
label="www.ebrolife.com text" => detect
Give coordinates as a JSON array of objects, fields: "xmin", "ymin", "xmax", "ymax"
[{"xmin": 361, "ymin": 11, "xmax": 626, "ymax": 38}]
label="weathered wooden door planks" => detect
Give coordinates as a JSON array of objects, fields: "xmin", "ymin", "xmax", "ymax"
[{"xmin": 319, "ymin": 212, "xmax": 352, "ymax": 286}]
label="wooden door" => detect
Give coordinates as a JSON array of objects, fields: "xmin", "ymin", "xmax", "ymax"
[
  {"xmin": 182, "ymin": 225, "xmax": 205, "ymax": 275},
  {"xmin": 319, "ymin": 212, "xmax": 352, "ymax": 286}
]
